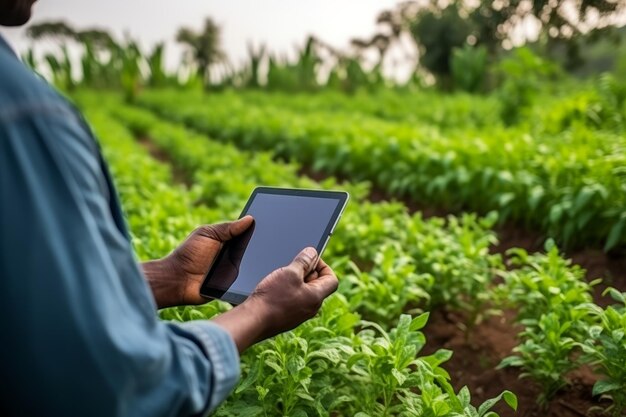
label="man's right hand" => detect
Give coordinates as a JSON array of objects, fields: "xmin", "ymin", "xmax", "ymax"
[{"xmin": 211, "ymin": 247, "xmax": 338, "ymax": 353}]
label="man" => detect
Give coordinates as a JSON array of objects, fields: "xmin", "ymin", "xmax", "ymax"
[{"xmin": 0, "ymin": 1, "xmax": 339, "ymax": 416}]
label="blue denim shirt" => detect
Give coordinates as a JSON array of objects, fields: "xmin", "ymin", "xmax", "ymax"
[{"xmin": 0, "ymin": 35, "xmax": 239, "ymax": 416}]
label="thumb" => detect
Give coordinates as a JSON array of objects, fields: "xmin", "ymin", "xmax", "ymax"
[
  {"xmin": 199, "ymin": 215, "xmax": 254, "ymax": 242},
  {"xmin": 230, "ymin": 215, "xmax": 255, "ymax": 237},
  {"xmin": 290, "ymin": 247, "xmax": 319, "ymax": 276}
]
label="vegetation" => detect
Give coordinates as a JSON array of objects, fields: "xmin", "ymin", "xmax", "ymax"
[
  {"xmin": 176, "ymin": 18, "xmax": 225, "ymax": 86},
  {"xmin": 581, "ymin": 289, "xmax": 626, "ymax": 417},
  {"xmin": 134, "ymin": 84, "xmax": 626, "ymax": 251},
  {"xmin": 68, "ymin": 85, "xmax": 626, "ymax": 414},
  {"xmin": 75, "ymin": 91, "xmax": 520, "ymax": 416},
  {"xmin": 497, "ymin": 243, "xmax": 598, "ymax": 403}
]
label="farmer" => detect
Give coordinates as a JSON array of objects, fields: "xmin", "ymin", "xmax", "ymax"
[{"xmin": 0, "ymin": 1, "xmax": 339, "ymax": 416}]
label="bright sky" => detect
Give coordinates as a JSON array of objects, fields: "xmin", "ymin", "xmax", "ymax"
[{"xmin": 0, "ymin": 0, "xmax": 402, "ymax": 70}]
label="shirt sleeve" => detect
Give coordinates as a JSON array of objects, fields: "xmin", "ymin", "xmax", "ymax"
[{"xmin": 0, "ymin": 103, "xmax": 239, "ymax": 417}]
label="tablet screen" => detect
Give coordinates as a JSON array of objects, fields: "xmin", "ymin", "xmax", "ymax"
[{"xmin": 200, "ymin": 188, "xmax": 348, "ymax": 304}]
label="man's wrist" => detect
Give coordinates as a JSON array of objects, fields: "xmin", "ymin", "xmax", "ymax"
[
  {"xmin": 142, "ymin": 258, "xmax": 181, "ymax": 308},
  {"xmin": 211, "ymin": 297, "xmax": 274, "ymax": 353},
  {"xmin": 241, "ymin": 296, "xmax": 276, "ymax": 342}
]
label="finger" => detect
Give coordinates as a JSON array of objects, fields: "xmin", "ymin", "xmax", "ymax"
[
  {"xmin": 304, "ymin": 270, "xmax": 319, "ymax": 283},
  {"xmin": 307, "ymin": 274, "xmax": 339, "ymax": 300},
  {"xmin": 289, "ymin": 247, "xmax": 319, "ymax": 277},
  {"xmin": 231, "ymin": 215, "xmax": 255, "ymax": 236},
  {"xmin": 199, "ymin": 216, "xmax": 255, "ymax": 242},
  {"xmin": 229, "ymin": 218, "xmax": 255, "ymax": 264},
  {"xmin": 314, "ymin": 258, "xmax": 335, "ymax": 277}
]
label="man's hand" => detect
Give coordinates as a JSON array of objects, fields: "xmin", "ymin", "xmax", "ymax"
[
  {"xmin": 143, "ymin": 216, "xmax": 254, "ymax": 309},
  {"xmin": 212, "ymin": 247, "xmax": 338, "ymax": 353}
]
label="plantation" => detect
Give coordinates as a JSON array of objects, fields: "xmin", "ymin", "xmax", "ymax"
[
  {"xmin": 67, "ymin": 79, "xmax": 626, "ymax": 416},
  {"xmin": 12, "ymin": 1, "xmax": 626, "ymax": 415}
]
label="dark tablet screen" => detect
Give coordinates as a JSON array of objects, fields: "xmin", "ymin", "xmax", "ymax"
[{"xmin": 200, "ymin": 187, "xmax": 348, "ymax": 304}]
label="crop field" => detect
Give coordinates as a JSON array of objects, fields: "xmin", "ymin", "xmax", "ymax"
[
  {"xmin": 68, "ymin": 77, "xmax": 626, "ymax": 417},
  {"xmin": 8, "ymin": 1, "xmax": 626, "ymax": 415}
]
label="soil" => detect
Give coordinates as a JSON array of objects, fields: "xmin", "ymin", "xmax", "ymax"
[
  {"xmin": 136, "ymin": 136, "xmax": 193, "ymax": 188},
  {"xmin": 422, "ymin": 309, "xmax": 609, "ymax": 417}
]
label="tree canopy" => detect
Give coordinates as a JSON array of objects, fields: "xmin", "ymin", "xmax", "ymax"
[{"xmin": 176, "ymin": 18, "xmax": 225, "ymax": 84}]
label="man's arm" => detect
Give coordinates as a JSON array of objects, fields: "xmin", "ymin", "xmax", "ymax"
[{"xmin": 0, "ymin": 107, "xmax": 240, "ymax": 417}]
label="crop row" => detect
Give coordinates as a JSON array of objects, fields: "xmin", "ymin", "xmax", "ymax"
[
  {"xmin": 75, "ymin": 92, "xmax": 517, "ymax": 416},
  {"xmin": 220, "ymin": 89, "xmax": 503, "ymax": 130},
  {"xmin": 135, "ymin": 89, "xmax": 626, "ymax": 251}
]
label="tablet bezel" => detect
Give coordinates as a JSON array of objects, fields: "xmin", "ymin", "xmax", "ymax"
[{"xmin": 199, "ymin": 187, "xmax": 349, "ymax": 304}]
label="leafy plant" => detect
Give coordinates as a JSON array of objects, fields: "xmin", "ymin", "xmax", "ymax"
[
  {"xmin": 497, "ymin": 242, "xmax": 599, "ymax": 403},
  {"xmin": 579, "ymin": 288, "xmax": 626, "ymax": 416},
  {"xmin": 495, "ymin": 47, "xmax": 559, "ymax": 125},
  {"xmin": 451, "ymin": 45, "xmax": 488, "ymax": 93}
]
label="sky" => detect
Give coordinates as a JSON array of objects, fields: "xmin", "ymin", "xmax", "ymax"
[{"xmin": 0, "ymin": 0, "xmax": 403, "ymax": 71}]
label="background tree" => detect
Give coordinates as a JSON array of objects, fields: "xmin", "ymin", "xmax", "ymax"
[
  {"xmin": 379, "ymin": 0, "xmax": 626, "ymax": 88},
  {"xmin": 26, "ymin": 20, "xmax": 76, "ymax": 43},
  {"xmin": 409, "ymin": 2, "xmax": 474, "ymax": 89},
  {"xmin": 176, "ymin": 18, "xmax": 225, "ymax": 87}
]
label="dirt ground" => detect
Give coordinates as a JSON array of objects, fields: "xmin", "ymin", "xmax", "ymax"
[{"xmin": 421, "ymin": 308, "xmax": 613, "ymax": 417}]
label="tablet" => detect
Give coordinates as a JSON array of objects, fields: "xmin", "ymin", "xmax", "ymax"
[{"xmin": 200, "ymin": 187, "xmax": 349, "ymax": 304}]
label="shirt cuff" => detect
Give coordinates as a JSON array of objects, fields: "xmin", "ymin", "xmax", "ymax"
[{"xmin": 177, "ymin": 321, "xmax": 241, "ymax": 413}]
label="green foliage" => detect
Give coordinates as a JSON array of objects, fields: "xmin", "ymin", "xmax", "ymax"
[
  {"xmin": 495, "ymin": 47, "xmax": 560, "ymax": 125},
  {"xmin": 451, "ymin": 45, "xmax": 488, "ymax": 93},
  {"xmin": 26, "ymin": 20, "xmax": 76, "ymax": 41},
  {"xmin": 536, "ymin": 74, "xmax": 626, "ymax": 134},
  {"xmin": 43, "ymin": 45, "xmax": 75, "ymax": 91},
  {"xmin": 135, "ymin": 89, "xmax": 626, "ymax": 251},
  {"xmin": 580, "ymin": 289, "xmax": 626, "ymax": 416},
  {"xmin": 73, "ymin": 90, "xmax": 518, "ymax": 415},
  {"xmin": 215, "ymin": 304, "xmax": 516, "ymax": 417},
  {"xmin": 384, "ymin": 0, "xmax": 625, "ymax": 85},
  {"xmin": 341, "ymin": 245, "xmax": 433, "ymax": 324},
  {"xmin": 176, "ymin": 17, "xmax": 225, "ymax": 86},
  {"xmin": 267, "ymin": 36, "xmax": 320, "ymax": 92},
  {"xmin": 110, "ymin": 100, "xmax": 503, "ymax": 324},
  {"xmin": 26, "ymin": 21, "xmax": 176, "ymax": 96},
  {"xmin": 408, "ymin": 3, "xmax": 474, "ymax": 86},
  {"xmin": 74, "ymin": 88, "xmax": 626, "ymax": 413},
  {"xmin": 147, "ymin": 43, "xmax": 168, "ymax": 88},
  {"xmin": 497, "ymin": 243, "xmax": 598, "ymax": 403}
]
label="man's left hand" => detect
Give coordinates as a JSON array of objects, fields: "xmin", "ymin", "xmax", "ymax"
[{"xmin": 143, "ymin": 216, "xmax": 254, "ymax": 308}]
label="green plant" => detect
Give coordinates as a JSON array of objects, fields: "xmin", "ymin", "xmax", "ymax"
[
  {"xmin": 496, "ymin": 47, "xmax": 559, "ymax": 125},
  {"xmin": 147, "ymin": 43, "xmax": 168, "ymax": 88},
  {"xmin": 497, "ymin": 242, "xmax": 598, "ymax": 403},
  {"xmin": 345, "ymin": 314, "xmax": 517, "ymax": 416},
  {"xmin": 176, "ymin": 17, "xmax": 225, "ymax": 87},
  {"xmin": 451, "ymin": 45, "xmax": 488, "ymax": 93},
  {"xmin": 499, "ymin": 309, "xmax": 589, "ymax": 404},
  {"xmin": 73, "ymin": 91, "xmax": 522, "ymax": 414},
  {"xmin": 580, "ymin": 288, "xmax": 626, "ymax": 416},
  {"xmin": 341, "ymin": 244, "xmax": 433, "ymax": 324}
]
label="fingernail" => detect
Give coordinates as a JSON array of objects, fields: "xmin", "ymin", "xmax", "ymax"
[{"xmin": 303, "ymin": 247, "xmax": 317, "ymax": 259}]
